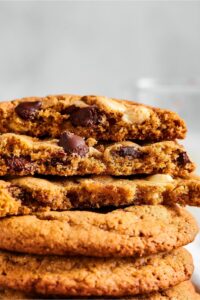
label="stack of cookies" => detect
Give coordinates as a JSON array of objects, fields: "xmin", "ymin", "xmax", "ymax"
[{"xmin": 0, "ymin": 94, "xmax": 199, "ymax": 299}]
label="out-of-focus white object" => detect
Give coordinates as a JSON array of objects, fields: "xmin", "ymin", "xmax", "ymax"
[{"xmin": 136, "ymin": 78, "xmax": 200, "ymax": 289}]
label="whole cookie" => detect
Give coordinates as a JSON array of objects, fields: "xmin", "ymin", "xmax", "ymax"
[
  {"xmin": 0, "ymin": 281, "xmax": 199, "ymax": 299},
  {"xmin": 0, "ymin": 205, "xmax": 197, "ymax": 257},
  {"xmin": 0, "ymin": 248, "xmax": 193, "ymax": 296}
]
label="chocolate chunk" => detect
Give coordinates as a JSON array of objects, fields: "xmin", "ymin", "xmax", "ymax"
[
  {"xmin": 58, "ymin": 131, "xmax": 88, "ymax": 157},
  {"xmin": 177, "ymin": 152, "xmax": 191, "ymax": 166},
  {"xmin": 68, "ymin": 106, "xmax": 101, "ymax": 127},
  {"xmin": 50, "ymin": 158, "xmax": 63, "ymax": 167},
  {"xmin": 15, "ymin": 101, "xmax": 42, "ymax": 120},
  {"xmin": 117, "ymin": 147, "xmax": 145, "ymax": 158},
  {"xmin": 50, "ymin": 157, "xmax": 69, "ymax": 167},
  {"xmin": 62, "ymin": 105, "xmax": 78, "ymax": 115},
  {"xmin": 109, "ymin": 118, "xmax": 116, "ymax": 125},
  {"xmin": 5, "ymin": 157, "xmax": 31, "ymax": 172},
  {"xmin": 67, "ymin": 191, "xmax": 79, "ymax": 207}
]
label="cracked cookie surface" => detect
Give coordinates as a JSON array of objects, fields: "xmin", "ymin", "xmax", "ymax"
[
  {"xmin": 0, "ymin": 205, "xmax": 197, "ymax": 257},
  {"xmin": 0, "ymin": 281, "xmax": 199, "ymax": 299},
  {"xmin": 0, "ymin": 248, "xmax": 193, "ymax": 296},
  {"xmin": 0, "ymin": 94, "xmax": 186, "ymax": 141},
  {"xmin": 0, "ymin": 133, "xmax": 194, "ymax": 176}
]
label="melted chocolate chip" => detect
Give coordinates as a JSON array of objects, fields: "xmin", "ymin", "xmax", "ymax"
[
  {"xmin": 68, "ymin": 106, "xmax": 101, "ymax": 127},
  {"xmin": 50, "ymin": 157, "xmax": 70, "ymax": 167},
  {"xmin": 62, "ymin": 105, "xmax": 78, "ymax": 115},
  {"xmin": 67, "ymin": 191, "xmax": 79, "ymax": 207},
  {"xmin": 117, "ymin": 147, "xmax": 145, "ymax": 158},
  {"xmin": 177, "ymin": 152, "xmax": 191, "ymax": 166},
  {"xmin": 58, "ymin": 131, "xmax": 88, "ymax": 157},
  {"xmin": 50, "ymin": 158, "xmax": 63, "ymax": 167},
  {"xmin": 15, "ymin": 101, "xmax": 42, "ymax": 120},
  {"xmin": 109, "ymin": 118, "xmax": 116, "ymax": 125},
  {"xmin": 5, "ymin": 157, "xmax": 31, "ymax": 172}
]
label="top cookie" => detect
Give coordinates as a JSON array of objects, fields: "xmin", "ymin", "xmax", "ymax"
[{"xmin": 0, "ymin": 94, "xmax": 186, "ymax": 141}]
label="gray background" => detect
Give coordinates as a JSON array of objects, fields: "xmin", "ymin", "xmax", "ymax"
[
  {"xmin": 0, "ymin": 0, "xmax": 199, "ymax": 287},
  {"xmin": 0, "ymin": 1, "xmax": 200, "ymax": 99}
]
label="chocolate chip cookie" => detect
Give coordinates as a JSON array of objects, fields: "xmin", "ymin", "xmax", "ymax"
[
  {"xmin": 0, "ymin": 174, "xmax": 199, "ymax": 218},
  {"xmin": 0, "ymin": 205, "xmax": 197, "ymax": 257},
  {"xmin": 0, "ymin": 248, "xmax": 193, "ymax": 296},
  {"xmin": 0, "ymin": 133, "xmax": 194, "ymax": 176},
  {"xmin": 0, "ymin": 94, "xmax": 186, "ymax": 141}
]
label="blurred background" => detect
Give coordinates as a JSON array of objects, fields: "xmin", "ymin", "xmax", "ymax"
[
  {"xmin": 0, "ymin": 1, "xmax": 199, "ymax": 167},
  {"xmin": 0, "ymin": 0, "xmax": 199, "ymax": 286}
]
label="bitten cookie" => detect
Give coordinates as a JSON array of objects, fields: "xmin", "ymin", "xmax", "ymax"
[
  {"xmin": 0, "ymin": 132, "xmax": 194, "ymax": 176},
  {"xmin": 0, "ymin": 94, "xmax": 186, "ymax": 141},
  {"xmin": 0, "ymin": 248, "xmax": 193, "ymax": 296},
  {"xmin": 0, "ymin": 205, "xmax": 197, "ymax": 257}
]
